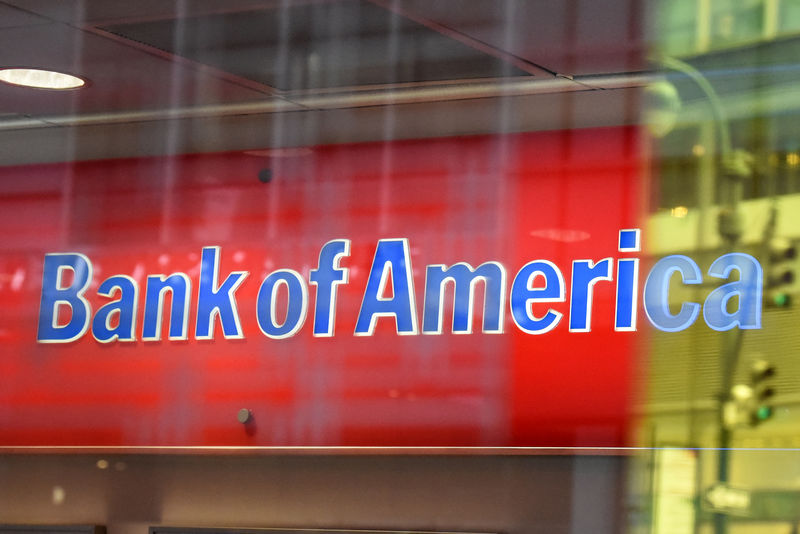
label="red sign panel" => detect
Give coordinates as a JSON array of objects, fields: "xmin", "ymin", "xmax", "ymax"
[{"xmin": 0, "ymin": 127, "xmax": 644, "ymax": 448}]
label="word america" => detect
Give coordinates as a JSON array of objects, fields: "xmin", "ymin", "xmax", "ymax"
[{"xmin": 37, "ymin": 230, "xmax": 763, "ymax": 343}]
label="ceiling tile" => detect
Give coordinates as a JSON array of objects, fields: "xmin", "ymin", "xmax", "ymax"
[
  {"xmin": 396, "ymin": 0, "xmax": 646, "ymax": 76},
  {"xmin": 1, "ymin": 0, "xmax": 276, "ymax": 24},
  {"xmin": 0, "ymin": 23, "xmax": 275, "ymax": 116},
  {"xmin": 0, "ymin": 2, "xmax": 49, "ymax": 28},
  {"xmin": 102, "ymin": 1, "xmax": 533, "ymax": 92}
]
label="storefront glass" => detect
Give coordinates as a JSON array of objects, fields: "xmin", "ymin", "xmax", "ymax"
[{"xmin": 1, "ymin": 1, "xmax": 800, "ymax": 533}]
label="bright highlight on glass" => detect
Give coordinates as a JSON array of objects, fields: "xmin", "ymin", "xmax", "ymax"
[
  {"xmin": 0, "ymin": 68, "xmax": 86, "ymax": 89},
  {"xmin": 670, "ymin": 206, "xmax": 689, "ymax": 218}
]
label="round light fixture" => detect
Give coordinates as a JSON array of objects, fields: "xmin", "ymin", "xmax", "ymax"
[{"xmin": 0, "ymin": 68, "xmax": 86, "ymax": 90}]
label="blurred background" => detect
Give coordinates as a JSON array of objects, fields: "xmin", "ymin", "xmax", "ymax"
[{"xmin": 641, "ymin": 0, "xmax": 800, "ymax": 533}]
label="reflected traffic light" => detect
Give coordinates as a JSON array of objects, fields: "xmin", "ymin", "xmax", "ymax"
[
  {"xmin": 750, "ymin": 359, "xmax": 776, "ymax": 425},
  {"xmin": 766, "ymin": 238, "xmax": 797, "ymax": 308}
]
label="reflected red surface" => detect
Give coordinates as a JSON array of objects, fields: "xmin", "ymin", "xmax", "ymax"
[{"xmin": 0, "ymin": 127, "xmax": 644, "ymax": 447}]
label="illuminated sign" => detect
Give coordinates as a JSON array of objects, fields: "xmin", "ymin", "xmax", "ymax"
[
  {"xmin": 37, "ymin": 229, "xmax": 763, "ymax": 344},
  {"xmin": 0, "ymin": 127, "xmax": 662, "ymax": 447}
]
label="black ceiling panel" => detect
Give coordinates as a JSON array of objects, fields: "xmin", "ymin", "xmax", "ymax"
[{"xmin": 101, "ymin": 0, "xmax": 532, "ymax": 91}]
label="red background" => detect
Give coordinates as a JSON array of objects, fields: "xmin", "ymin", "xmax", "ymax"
[{"xmin": 0, "ymin": 127, "xmax": 645, "ymax": 448}]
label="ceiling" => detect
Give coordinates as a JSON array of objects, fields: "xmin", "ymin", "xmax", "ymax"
[{"xmin": 0, "ymin": 0, "xmax": 647, "ymax": 165}]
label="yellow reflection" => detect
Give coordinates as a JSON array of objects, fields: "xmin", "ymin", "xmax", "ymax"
[
  {"xmin": 786, "ymin": 152, "xmax": 800, "ymax": 167},
  {"xmin": 51, "ymin": 486, "xmax": 65, "ymax": 505},
  {"xmin": 670, "ymin": 206, "xmax": 689, "ymax": 218}
]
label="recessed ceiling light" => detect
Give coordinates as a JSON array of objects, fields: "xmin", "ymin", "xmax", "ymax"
[
  {"xmin": 0, "ymin": 68, "xmax": 86, "ymax": 90},
  {"xmin": 529, "ymin": 228, "xmax": 591, "ymax": 243}
]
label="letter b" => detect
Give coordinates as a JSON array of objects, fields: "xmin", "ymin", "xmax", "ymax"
[{"xmin": 37, "ymin": 253, "xmax": 93, "ymax": 343}]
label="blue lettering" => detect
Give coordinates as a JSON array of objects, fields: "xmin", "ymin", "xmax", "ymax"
[
  {"xmin": 703, "ymin": 252, "xmax": 763, "ymax": 331},
  {"xmin": 256, "ymin": 270, "xmax": 308, "ymax": 339},
  {"xmin": 309, "ymin": 239, "xmax": 350, "ymax": 337},
  {"xmin": 92, "ymin": 275, "xmax": 138, "ymax": 342},
  {"xmin": 615, "ymin": 229, "xmax": 641, "ymax": 331},
  {"xmin": 34, "ymin": 231, "xmax": 767, "ymax": 344},
  {"xmin": 643, "ymin": 255, "xmax": 702, "ymax": 332},
  {"xmin": 355, "ymin": 239, "xmax": 418, "ymax": 335},
  {"xmin": 142, "ymin": 273, "xmax": 191, "ymax": 340},
  {"xmin": 569, "ymin": 258, "xmax": 613, "ymax": 332},
  {"xmin": 195, "ymin": 247, "xmax": 248, "ymax": 340},
  {"xmin": 510, "ymin": 260, "xmax": 565, "ymax": 334},
  {"xmin": 37, "ymin": 253, "xmax": 93, "ymax": 343},
  {"xmin": 422, "ymin": 262, "xmax": 506, "ymax": 334}
]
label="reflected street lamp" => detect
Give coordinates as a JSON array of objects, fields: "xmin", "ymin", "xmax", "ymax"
[{"xmin": 649, "ymin": 53, "xmax": 753, "ymax": 534}]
